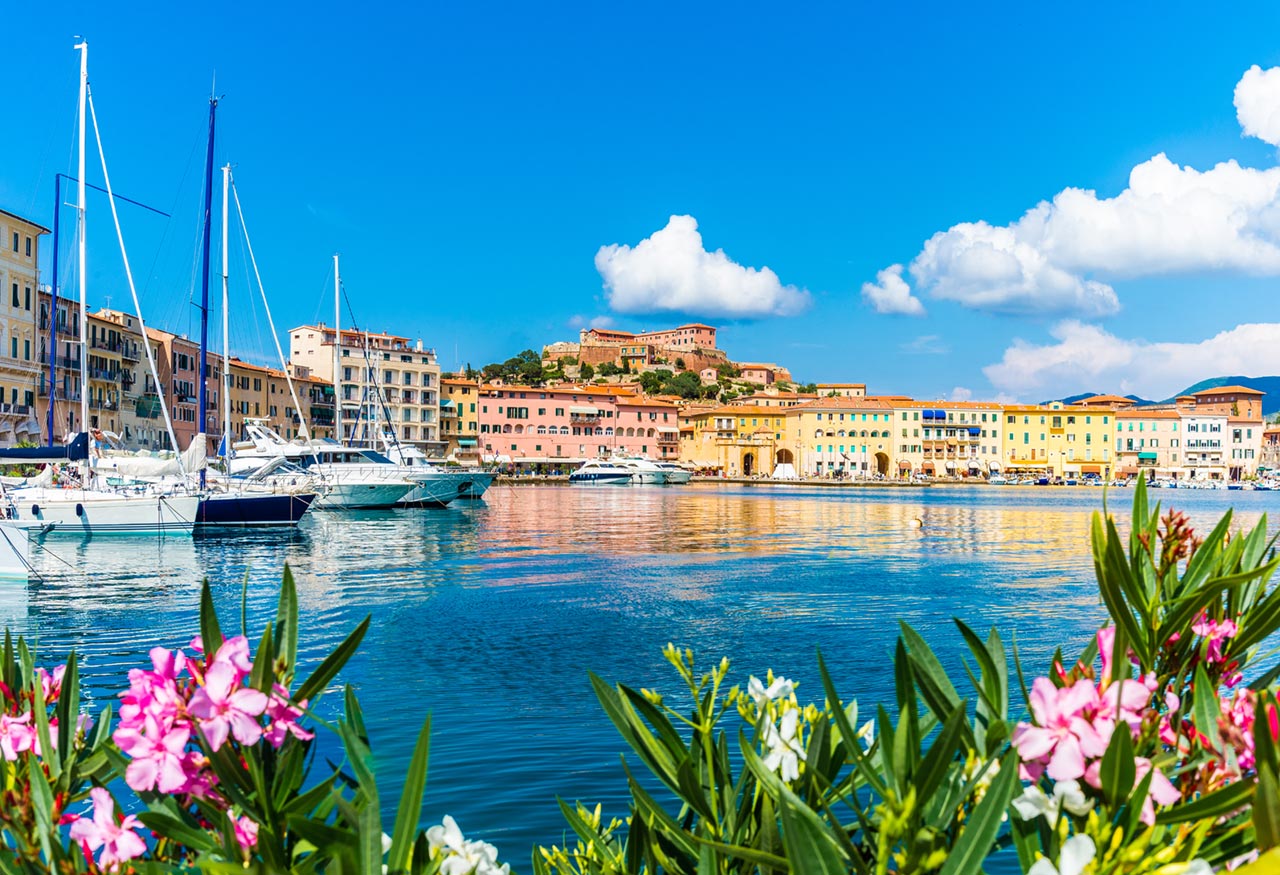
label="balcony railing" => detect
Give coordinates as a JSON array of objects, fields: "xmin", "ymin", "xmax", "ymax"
[
  {"xmin": 121, "ymin": 346, "xmax": 141, "ymax": 362},
  {"xmin": 89, "ymin": 398, "xmax": 119, "ymax": 411},
  {"xmin": 40, "ymin": 353, "xmax": 81, "ymax": 370}
]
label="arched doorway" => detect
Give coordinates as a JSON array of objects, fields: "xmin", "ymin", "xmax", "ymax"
[
  {"xmin": 776, "ymin": 448, "xmax": 794, "ymax": 465},
  {"xmin": 742, "ymin": 452, "xmax": 755, "ymax": 477},
  {"xmin": 874, "ymin": 452, "xmax": 889, "ymax": 476}
]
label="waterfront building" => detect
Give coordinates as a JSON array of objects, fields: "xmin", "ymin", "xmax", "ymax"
[
  {"xmin": 1000, "ymin": 402, "xmax": 1114, "ymax": 479},
  {"xmin": 1181, "ymin": 413, "xmax": 1228, "ymax": 479},
  {"xmin": 94, "ymin": 309, "xmax": 167, "ymax": 450},
  {"xmin": 729, "ymin": 390, "xmax": 817, "ymax": 409},
  {"xmin": 1113, "ymin": 410, "xmax": 1182, "ymax": 479},
  {"xmin": 441, "ymin": 376, "xmax": 481, "ymax": 464},
  {"xmin": 287, "ymin": 369, "xmax": 337, "ymax": 441},
  {"xmin": 36, "ymin": 289, "xmax": 82, "ymax": 442},
  {"xmin": 84, "ymin": 311, "xmax": 125, "ymax": 435},
  {"xmin": 736, "ymin": 363, "xmax": 792, "ymax": 387},
  {"xmin": 787, "ymin": 397, "xmax": 896, "ymax": 477},
  {"xmin": 289, "ymin": 324, "xmax": 441, "ymax": 452},
  {"xmin": 1190, "ymin": 385, "xmax": 1264, "ymax": 420},
  {"xmin": 0, "ymin": 210, "xmax": 48, "ymax": 445},
  {"xmin": 679, "ymin": 404, "xmax": 788, "ymax": 476},
  {"xmin": 478, "ymin": 383, "xmax": 679, "ymax": 468},
  {"xmin": 815, "ymin": 383, "xmax": 867, "ymax": 398},
  {"xmin": 1226, "ymin": 418, "xmax": 1263, "ymax": 480},
  {"xmin": 891, "ymin": 400, "xmax": 1004, "ymax": 478},
  {"xmin": 1261, "ymin": 426, "xmax": 1280, "ymax": 474}
]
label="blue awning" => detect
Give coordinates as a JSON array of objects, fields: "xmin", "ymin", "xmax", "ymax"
[{"xmin": 457, "ymin": 438, "xmax": 477, "ymax": 447}]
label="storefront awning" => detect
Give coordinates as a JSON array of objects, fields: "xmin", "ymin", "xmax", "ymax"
[
  {"xmin": 897, "ymin": 461, "xmax": 912, "ymax": 469},
  {"xmin": 1138, "ymin": 452, "xmax": 1157, "ymax": 460},
  {"xmin": 988, "ymin": 462, "xmax": 1001, "ymax": 471},
  {"xmin": 569, "ymin": 405, "xmax": 599, "ymax": 415},
  {"xmin": 922, "ymin": 462, "xmax": 936, "ymax": 472},
  {"xmin": 457, "ymin": 438, "xmax": 477, "ymax": 446},
  {"xmin": 1081, "ymin": 465, "xmax": 1102, "ymax": 474},
  {"xmin": 945, "ymin": 461, "xmax": 956, "ymax": 470},
  {"xmin": 440, "ymin": 399, "xmax": 455, "ymax": 407},
  {"xmin": 656, "ymin": 425, "xmax": 679, "ymax": 433}
]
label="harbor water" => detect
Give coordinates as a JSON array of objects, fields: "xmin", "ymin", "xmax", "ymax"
[{"xmin": 6, "ymin": 483, "xmax": 1278, "ymax": 861}]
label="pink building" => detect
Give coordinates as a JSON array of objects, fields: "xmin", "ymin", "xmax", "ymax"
[{"xmin": 478, "ymin": 384, "xmax": 679, "ymax": 466}]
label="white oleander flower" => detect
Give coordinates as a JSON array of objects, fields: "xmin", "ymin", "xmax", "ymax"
[
  {"xmin": 1027, "ymin": 834, "xmax": 1095, "ymax": 875},
  {"xmin": 1012, "ymin": 779, "xmax": 1092, "ymax": 824},
  {"xmin": 762, "ymin": 709, "xmax": 806, "ymax": 782},
  {"xmin": 426, "ymin": 815, "xmax": 510, "ymax": 875},
  {"xmin": 748, "ymin": 674, "xmax": 795, "ymax": 707}
]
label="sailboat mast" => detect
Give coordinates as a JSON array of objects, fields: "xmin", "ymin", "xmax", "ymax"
[
  {"xmin": 333, "ymin": 254, "xmax": 341, "ymax": 443},
  {"xmin": 75, "ymin": 40, "xmax": 88, "ymax": 440},
  {"xmin": 197, "ymin": 95, "xmax": 218, "ymax": 477},
  {"xmin": 47, "ymin": 174, "xmax": 61, "ymax": 446},
  {"xmin": 221, "ymin": 164, "xmax": 230, "ymax": 459}
]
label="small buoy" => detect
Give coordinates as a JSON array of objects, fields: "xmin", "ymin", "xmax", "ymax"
[
  {"xmin": 75, "ymin": 503, "xmax": 84, "ymax": 517},
  {"xmin": 909, "ymin": 517, "xmax": 923, "ymax": 528}
]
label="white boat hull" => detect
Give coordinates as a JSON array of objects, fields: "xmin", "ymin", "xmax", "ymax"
[
  {"xmin": 628, "ymin": 471, "xmax": 668, "ymax": 485},
  {"xmin": 312, "ymin": 481, "xmax": 415, "ymax": 510},
  {"xmin": 569, "ymin": 473, "xmax": 632, "ymax": 485},
  {"xmin": 4, "ymin": 490, "xmax": 199, "ymax": 536},
  {"xmin": 0, "ymin": 523, "xmax": 29, "ymax": 578},
  {"xmin": 400, "ymin": 472, "xmax": 470, "ymax": 507}
]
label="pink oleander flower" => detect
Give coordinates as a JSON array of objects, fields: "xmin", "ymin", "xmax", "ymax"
[
  {"xmin": 1012, "ymin": 678, "xmax": 1106, "ymax": 781},
  {"xmin": 212, "ymin": 636, "xmax": 253, "ymax": 676},
  {"xmin": 1193, "ymin": 612, "xmax": 1239, "ymax": 666},
  {"xmin": 188, "ymin": 661, "xmax": 268, "ymax": 751},
  {"xmin": 36, "ymin": 664, "xmax": 66, "ymax": 704},
  {"xmin": 1083, "ymin": 755, "xmax": 1180, "ymax": 824},
  {"xmin": 0, "ymin": 711, "xmax": 34, "ymax": 761},
  {"xmin": 234, "ymin": 814, "xmax": 259, "ymax": 851},
  {"xmin": 264, "ymin": 684, "xmax": 314, "ymax": 748},
  {"xmin": 118, "ymin": 648, "xmax": 188, "ymax": 731},
  {"xmin": 68, "ymin": 787, "xmax": 146, "ymax": 871},
  {"xmin": 114, "ymin": 716, "xmax": 193, "ymax": 793}
]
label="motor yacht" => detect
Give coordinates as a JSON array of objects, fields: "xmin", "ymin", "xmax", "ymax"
[{"xmin": 569, "ymin": 460, "xmax": 633, "ymax": 485}]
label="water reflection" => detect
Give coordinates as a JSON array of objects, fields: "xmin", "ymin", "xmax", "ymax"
[{"xmin": 6, "ymin": 484, "xmax": 1278, "ymax": 855}]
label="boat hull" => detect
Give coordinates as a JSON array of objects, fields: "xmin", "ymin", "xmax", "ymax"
[
  {"xmin": 196, "ymin": 492, "xmax": 318, "ymax": 528},
  {"xmin": 569, "ymin": 472, "xmax": 632, "ymax": 485},
  {"xmin": 313, "ymin": 481, "xmax": 415, "ymax": 510},
  {"xmin": 400, "ymin": 473, "xmax": 471, "ymax": 508},
  {"xmin": 5, "ymin": 491, "xmax": 199, "ymax": 536}
]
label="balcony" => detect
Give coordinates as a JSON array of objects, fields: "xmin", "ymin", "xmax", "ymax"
[
  {"xmin": 90, "ymin": 338, "xmax": 121, "ymax": 353},
  {"xmin": 40, "ymin": 353, "xmax": 81, "ymax": 370},
  {"xmin": 90, "ymin": 398, "xmax": 119, "ymax": 411},
  {"xmin": 121, "ymin": 346, "xmax": 140, "ymax": 362}
]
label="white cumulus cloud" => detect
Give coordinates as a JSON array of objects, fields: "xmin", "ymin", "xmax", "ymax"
[
  {"xmin": 865, "ymin": 65, "xmax": 1280, "ymax": 318},
  {"xmin": 595, "ymin": 215, "xmax": 810, "ymax": 319},
  {"xmin": 861, "ymin": 264, "xmax": 926, "ymax": 316},
  {"xmin": 983, "ymin": 320, "xmax": 1280, "ymax": 399},
  {"xmin": 1236, "ymin": 64, "xmax": 1280, "ymax": 146}
]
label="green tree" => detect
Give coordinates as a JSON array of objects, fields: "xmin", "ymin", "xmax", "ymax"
[
  {"xmin": 579, "ymin": 363, "xmax": 595, "ymax": 380},
  {"xmin": 598, "ymin": 362, "xmax": 622, "ymax": 377},
  {"xmin": 674, "ymin": 358, "xmax": 686, "ymax": 370}
]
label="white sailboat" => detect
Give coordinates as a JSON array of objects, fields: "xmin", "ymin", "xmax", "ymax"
[{"xmin": 2, "ymin": 41, "xmax": 199, "ymax": 536}]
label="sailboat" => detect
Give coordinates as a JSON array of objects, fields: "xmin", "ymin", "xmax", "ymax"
[
  {"xmin": 0, "ymin": 41, "xmax": 200, "ymax": 536},
  {"xmin": 190, "ymin": 98, "xmax": 317, "ymax": 528}
]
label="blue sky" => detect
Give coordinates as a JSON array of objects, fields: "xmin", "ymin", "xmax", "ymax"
[{"xmin": 5, "ymin": 1, "xmax": 1280, "ymax": 401}]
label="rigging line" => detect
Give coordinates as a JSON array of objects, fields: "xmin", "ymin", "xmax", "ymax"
[
  {"xmin": 86, "ymin": 88, "xmax": 184, "ymax": 471},
  {"xmin": 56, "ymin": 177, "xmax": 172, "ymax": 216},
  {"xmin": 230, "ymin": 178, "xmax": 315, "ymax": 449}
]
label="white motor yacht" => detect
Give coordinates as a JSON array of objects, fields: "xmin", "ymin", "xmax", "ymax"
[
  {"xmin": 614, "ymin": 457, "xmax": 668, "ymax": 485},
  {"xmin": 654, "ymin": 461, "xmax": 692, "ymax": 485},
  {"xmin": 569, "ymin": 460, "xmax": 633, "ymax": 485},
  {"xmin": 380, "ymin": 438, "xmax": 495, "ymax": 504}
]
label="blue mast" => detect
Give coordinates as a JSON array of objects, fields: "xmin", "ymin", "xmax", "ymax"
[
  {"xmin": 47, "ymin": 173, "xmax": 62, "ymax": 446},
  {"xmin": 197, "ymin": 95, "xmax": 218, "ymax": 486}
]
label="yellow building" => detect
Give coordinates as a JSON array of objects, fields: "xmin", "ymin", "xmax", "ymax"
[
  {"xmin": 441, "ymin": 376, "xmax": 481, "ymax": 464},
  {"xmin": 891, "ymin": 401, "xmax": 1004, "ymax": 479},
  {"xmin": 85, "ymin": 311, "xmax": 124, "ymax": 434},
  {"xmin": 0, "ymin": 209, "xmax": 47, "ymax": 444},
  {"xmin": 787, "ymin": 397, "xmax": 895, "ymax": 477},
  {"xmin": 1001, "ymin": 402, "xmax": 1114, "ymax": 479},
  {"xmin": 678, "ymin": 404, "xmax": 787, "ymax": 476}
]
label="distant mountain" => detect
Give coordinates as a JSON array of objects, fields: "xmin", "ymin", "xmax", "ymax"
[
  {"xmin": 1050, "ymin": 392, "xmax": 1153, "ymax": 406},
  {"xmin": 1163, "ymin": 375, "xmax": 1280, "ymax": 415}
]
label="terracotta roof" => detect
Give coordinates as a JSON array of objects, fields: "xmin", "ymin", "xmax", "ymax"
[
  {"xmin": 1077, "ymin": 394, "xmax": 1134, "ymax": 404},
  {"xmin": 792, "ymin": 397, "xmax": 894, "ymax": 410},
  {"xmin": 1192, "ymin": 385, "xmax": 1265, "ymax": 396},
  {"xmin": 893, "ymin": 399, "xmax": 1003, "ymax": 410},
  {"xmin": 1117, "ymin": 409, "xmax": 1182, "ymax": 419},
  {"xmin": 0, "ymin": 207, "xmax": 50, "ymax": 234}
]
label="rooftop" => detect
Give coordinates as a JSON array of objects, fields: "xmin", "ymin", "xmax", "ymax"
[
  {"xmin": 1192, "ymin": 385, "xmax": 1265, "ymax": 396},
  {"xmin": 0, "ymin": 207, "xmax": 50, "ymax": 235}
]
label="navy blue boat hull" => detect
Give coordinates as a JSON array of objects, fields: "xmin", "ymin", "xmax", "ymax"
[{"xmin": 196, "ymin": 493, "xmax": 317, "ymax": 528}]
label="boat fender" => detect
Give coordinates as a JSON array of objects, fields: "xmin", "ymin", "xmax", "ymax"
[
  {"xmin": 30, "ymin": 504, "xmax": 39, "ymax": 516},
  {"xmin": 75, "ymin": 503, "xmax": 84, "ymax": 517}
]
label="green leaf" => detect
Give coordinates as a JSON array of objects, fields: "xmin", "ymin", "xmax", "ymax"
[
  {"xmin": 200, "ymin": 579, "xmax": 224, "ymax": 655},
  {"xmin": 1098, "ymin": 719, "xmax": 1136, "ymax": 806},
  {"xmin": 249, "ymin": 621, "xmax": 275, "ymax": 694},
  {"xmin": 56, "ymin": 653, "xmax": 78, "ymax": 768},
  {"xmin": 937, "ymin": 750, "xmax": 1018, "ymax": 875},
  {"xmin": 1257, "ymin": 764, "xmax": 1280, "ymax": 851},
  {"xmin": 1155, "ymin": 775, "xmax": 1255, "ymax": 824},
  {"xmin": 137, "ymin": 811, "xmax": 219, "ymax": 851},
  {"xmin": 296, "ymin": 616, "xmax": 370, "ymax": 703},
  {"xmin": 899, "ymin": 622, "xmax": 963, "ymax": 723},
  {"xmin": 778, "ymin": 789, "xmax": 847, "ymax": 873},
  {"xmin": 1192, "ymin": 664, "xmax": 1223, "ymax": 753},
  {"xmin": 387, "ymin": 715, "xmax": 432, "ymax": 874},
  {"xmin": 277, "ymin": 564, "xmax": 299, "ymax": 678}
]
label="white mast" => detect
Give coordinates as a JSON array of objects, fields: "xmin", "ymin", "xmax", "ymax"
[
  {"xmin": 221, "ymin": 164, "xmax": 230, "ymax": 454},
  {"xmin": 333, "ymin": 254, "xmax": 341, "ymax": 443},
  {"xmin": 75, "ymin": 39, "xmax": 89, "ymax": 439}
]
